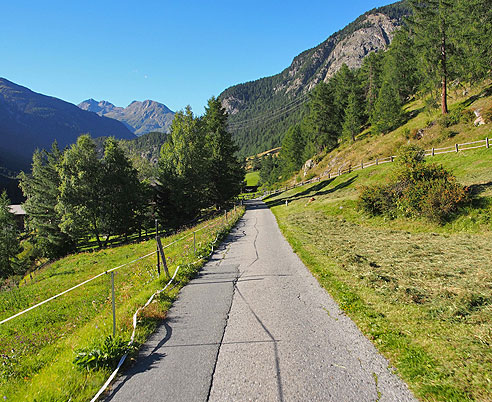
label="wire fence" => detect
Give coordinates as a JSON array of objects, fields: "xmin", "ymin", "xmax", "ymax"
[
  {"xmin": 260, "ymin": 137, "xmax": 491, "ymax": 197},
  {"xmin": 0, "ymin": 206, "xmax": 243, "ymax": 400}
]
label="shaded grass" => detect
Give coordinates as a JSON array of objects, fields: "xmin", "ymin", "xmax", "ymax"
[
  {"xmin": 265, "ymin": 149, "xmax": 492, "ymax": 401},
  {"xmin": 0, "ymin": 208, "xmax": 244, "ymax": 401}
]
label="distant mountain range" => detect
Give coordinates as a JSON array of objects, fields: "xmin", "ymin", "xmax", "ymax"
[
  {"xmin": 78, "ymin": 99, "xmax": 175, "ymax": 136},
  {"xmin": 0, "ymin": 77, "xmax": 136, "ymax": 173},
  {"xmin": 219, "ymin": 1, "xmax": 410, "ymax": 156}
]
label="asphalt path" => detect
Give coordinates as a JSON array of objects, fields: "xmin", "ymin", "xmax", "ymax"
[{"xmin": 106, "ymin": 199, "xmax": 416, "ymax": 402}]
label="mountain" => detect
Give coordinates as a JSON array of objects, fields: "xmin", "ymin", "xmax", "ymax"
[
  {"xmin": 78, "ymin": 99, "xmax": 175, "ymax": 136},
  {"xmin": 0, "ymin": 78, "xmax": 135, "ymax": 172},
  {"xmin": 219, "ymin": 1, "xmax": 410, "ymax": 157}
]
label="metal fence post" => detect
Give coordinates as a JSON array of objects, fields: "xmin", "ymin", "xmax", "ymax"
[
  {"xmin": 455, "ymin": 143, "xmax": 459, "ymax": 152},
  {"xmin": 486, "ymin": 137, "xmax": 490, "ymax": 149},
  {"xmin": 193, "ymin": 231, "xmax": 196, "ymax": 256},
  {"xmin": 111, "ymin": 271, "xmax": 116, "ymax": 337}
]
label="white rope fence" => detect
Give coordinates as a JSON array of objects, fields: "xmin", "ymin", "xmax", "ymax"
[
  {"xmin": 90, "ymin": 225, "xmax": 226, "ymax": 402},
  {"xmin": 0, "ymin": 251, "xmax": 157, "ymax": 325}
]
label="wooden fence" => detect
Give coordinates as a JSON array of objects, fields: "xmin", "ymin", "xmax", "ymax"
[{"xmin": 261, "ymin": 137, "xmax": 491, "ymax": 197}]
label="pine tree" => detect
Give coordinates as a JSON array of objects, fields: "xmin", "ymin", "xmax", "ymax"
[
  {"xmin": 19, "ymin": 143, "xmax": 74, "ymax": 258},
  {"xmin": 280, "ymin": 124, "xmax": 306, "ymax": 175},
  {"xmin": 203, "ymin": 97, "xmax": 244, "ymax": 208},
  {"xmin": 0, "ymin": 191, "xmax": 20, "ymax": 278},
  {"xmin": 360, "ymin": 51, "xmax": 385, "ymax": 121},
  {"xmin": 454, "ymin": 0, "xmax": 492, "ymax": 82},
  {"xmin": 372, "ymin": 71, "xmax": 403, "ymax": 134},
  {"xmin": 306, "ymin": 81, "xmax": 340, "ymax": 151},
  {"xmin": 409, "ymin": 0, "xmax": 457, "ymax": 114},
  {"xmin": 101, "ymin": 137, "xmax": 142, "ymax": 242},
  {"xmin": 342, "ymin": 91, "xmax": 363, "ymax": 142}
]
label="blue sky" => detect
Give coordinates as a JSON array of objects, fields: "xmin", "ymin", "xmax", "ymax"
[{"xmin": 1, "ymin": 0, "xmax": 393, "ymax": 115}]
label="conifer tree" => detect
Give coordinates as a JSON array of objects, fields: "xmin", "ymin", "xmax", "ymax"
[
  {"xmin": 19, "ymin": 143, "xmax": 74, "ymax": 258},
  {"xmin": 203, "ymin": 97, "xmax": 244, "ymax": 208},
  {"xmin": 342, "ymin": 91, "xmax": 363, "ymax": 142},
  {"xmin": 101, "ymin": 137, "xmax": 142, "ymax": 241},
  {"xmin": 0, "ymin": 191, "xmax": 20, "ymax": 278},
  {"xmin": 306, "ymin": 81, "xmax": 339, "ymax": 151},
  {"xmin": 409, "ymin": 0, "xmax": 457, "ymax": 114},
  {"xmin": 280, "ymin": 124, "xmax": 306, "ymax": 174}
]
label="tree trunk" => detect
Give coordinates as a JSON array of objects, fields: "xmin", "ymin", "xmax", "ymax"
[{"xmin": 440, "ymin": 14, "xmax": 449, "ymax": 114}]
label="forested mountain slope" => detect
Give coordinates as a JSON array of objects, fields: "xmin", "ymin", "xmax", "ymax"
[{"xmin": 219, "ymin": 1, "xmax": 409, "ymax": 157}]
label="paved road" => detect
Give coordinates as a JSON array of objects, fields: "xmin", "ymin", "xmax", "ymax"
[{"xmin": 106, "ymin": 199, "xmax": 416, "ymax": 402}]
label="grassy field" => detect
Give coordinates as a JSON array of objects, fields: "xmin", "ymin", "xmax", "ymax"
[
  {"xmin": 245, "ymin": 170, "xmax": 260, "ymax": 186},
  {"xmin": 0, "ymin": 207, "xmax": 244, "ymax": 401},
  {"xmin": 265, "ymin": 148, "xmax": 492, "ymax": 401}
]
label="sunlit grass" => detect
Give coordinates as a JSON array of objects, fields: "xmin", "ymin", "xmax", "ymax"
[{"xmin": 0, "ymin": 207, "xmax": 244, "ymax": 401}]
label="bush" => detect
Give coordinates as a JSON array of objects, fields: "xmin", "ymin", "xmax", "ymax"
[
  {"xmin": 358, "ymin": 185, "xmax": 395, "ymax": 217},
  {"xmin": 73, "ymin": 335, "xmax": 133, "ymax": 371},
  {"xmin": 358, "ymin": 145, "xmax": 468, "ymax": 223}
]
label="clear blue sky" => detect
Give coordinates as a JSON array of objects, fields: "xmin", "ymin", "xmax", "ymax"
[{"xmin": 1, "ymin": 0, "xmax": 393, "ymax": 115}]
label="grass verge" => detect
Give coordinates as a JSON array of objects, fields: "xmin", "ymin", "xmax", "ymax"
[
  {"xmin": 265, "ymin": 148, "xmax": 492, "ymax": 401},
  {"xmin": 0, "ymin": 207, "xmax": 244, "ymax": 401}
]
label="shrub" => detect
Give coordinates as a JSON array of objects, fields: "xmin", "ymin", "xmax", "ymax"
[
  {"xmin": 358, "ymin": 145, "xmax": 468, "ymax": 223},
  {"xmin": 358, "ymin": 184, "xmax": 395, "ymax": 217},
  {"xmin": 73, "ymin": 335, "xmax": 133, "ymax": 371}
]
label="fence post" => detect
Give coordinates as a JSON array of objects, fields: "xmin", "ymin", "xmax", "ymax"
[
  {"xmin": 390, "ymin": 156, "xmax": 394, "ymax": 163},
  {"xmin": 111, "ymin": 271, "xmax": 116, "ymax": 337},
  {"xmin": 156, "ymin": 237, "xmax": 169, "ymax": 277},
  {"xmin": 456, "ymin": 143, "xmax": 459, "ymax": 152},
  {"xmin": 361, "ymin": 161, "xmax": 364, "ymax": 169},
  {"xmin": 328, "ymin": 173, "xmax": 330, "ymax": 179},
  {"xmin": 155, "ymin": 219, "xmax": 160, "ymax": 276},
  {"xmin": 376, "ymin": 158, "xmax": 379, "ymax": 166},
  {"xmin": 486, "ymin": 137, "xmax": 490, "ymax": 149},
  {"xmin": 432, "ymin": 147, "xmax": 435, "ymax": 156},
  {"xmin": 193, "ymin": 231, "xmax": 196, "ymax": 256}
]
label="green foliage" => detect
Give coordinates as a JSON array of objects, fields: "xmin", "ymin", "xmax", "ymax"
[
  {"xmin": 204, "ymin": 97, "xmax": 244, "ymax": 207},
  {"xmin": 157, "ymin": 100, "xmax": 244, "ymax": 228},
  {"xmin": 73, "ymin": 335, "xmax": 133, "ymax": 372},
  {"xmin": 57, "ymin": 135, "xmax": 143, "ymax": 248},
  {"xmin": 358, "ymin": 185, "xmax": 396, "ymax": 217},
  {"xmin": 279, "ymin": 124, "xmax": 306, "ymax": 175},
  {"xmin": 358, "ymin": 145, "xmax": 468, "ymax": 223},
  {"xmin": 19, "ymin": 143, "xmax": 75, "ymax": 259},
  {"xmin": 0, "ymin": 192, "xmax": 21, "ymax": 278}
]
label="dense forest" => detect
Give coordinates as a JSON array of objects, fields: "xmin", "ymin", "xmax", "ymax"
[{"xmin": 258, "ymin": 0, "xmax": 492, "ymax": 186}]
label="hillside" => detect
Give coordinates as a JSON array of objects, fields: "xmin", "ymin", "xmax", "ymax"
[
  {"xmin": 0, "ymin": 78, "xmax": 135, "ymax": 173},
  {"xmin": 219, "ymin": 1, "xmax": 409, "ymax": 156},
  {"xmin": 78, "ymin": 99, "xmax": 175, "ymax": 136}
]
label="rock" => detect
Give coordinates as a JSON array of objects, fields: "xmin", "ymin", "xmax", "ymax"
[
  {"xmin": 303, "ymin": 159, "xmax": 316, "ymax": 176},
  {"xmin": 474, "ymin": 109, "xmax": 485, "ymax": 126}
]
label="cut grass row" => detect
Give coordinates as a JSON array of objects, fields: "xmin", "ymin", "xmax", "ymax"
[
  {"xmin": 264, "ymin": 148, "xmax": 492, "ymax": 401},
  {"xmin": 0, "ymin": 207, "xmax": 244, "ymax": 401}
]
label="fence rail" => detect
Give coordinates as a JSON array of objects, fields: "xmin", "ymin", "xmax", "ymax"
[{"xmin": 261, "ymin": 137, "xmax": 491, "ymax": 198}]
